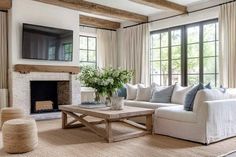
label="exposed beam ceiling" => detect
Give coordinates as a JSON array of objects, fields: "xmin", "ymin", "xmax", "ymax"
[
  {"xmin": 0, "ymin": 0, "xmax": 12, "ymax": 10},
  {"xmin": 130, "ymin": 0, "xmax": 187, "ymax": 13},
  {"xmin": 80, "ymin": 15, "xmax": 120, "ymax": 30},
  {"xmin": 35, "ymin": 0, "xmax": 148, "ymax": 23}
]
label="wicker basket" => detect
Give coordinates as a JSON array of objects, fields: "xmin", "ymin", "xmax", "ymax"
[{"xmin": 2, "ymin": 118, "xmax": 38, "ymax": 153}]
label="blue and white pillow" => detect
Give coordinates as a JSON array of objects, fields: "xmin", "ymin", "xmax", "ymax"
[
  {"xmin": 184, "ymin": 83, "xmax": 211, "ymax": 111},
  {"xmin": 150, "ymin": 85, "xmax": 175, "ymax": 103}
]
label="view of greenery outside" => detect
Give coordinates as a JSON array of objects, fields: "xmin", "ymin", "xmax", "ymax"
[
  {"xmin": 171, "ymin": 29, "xmax": 182, "ymax": 85},
  {"xmin": 63, "ymin": 43, "xmax": 73, "ymax": 61},
  {"xmin": 150, "ymin": 20, "xmax": 218, "ymax": 86},
  {"xmin": 79, "ymin": 36, "xmax": 97, "ymax": 68},
  {"xmin": 203, "ymin": 23, "xmax": 219, "ymax": 87},
  {"xmin": 187, "ymin": 26, "xmax": 200, "ymax": 85},
  {"xmin": 150, "ymin": 29, "xmax": 182, "ymax": 86},
  {"xmin": 150, "ymin": 32, "xmax": 169, "ymax": 86}
]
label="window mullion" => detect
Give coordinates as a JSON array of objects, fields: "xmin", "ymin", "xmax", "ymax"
[
  {"xmin": 199, "ymin": 24, "xmax": 204, "ymax": 83},
  {"xmin": 182, "ymin": 26, "xmax": 187, "ymax": 86},
  {"xmin": 168, "ymin": 30, "xmax": 172, "ymax": 85}
]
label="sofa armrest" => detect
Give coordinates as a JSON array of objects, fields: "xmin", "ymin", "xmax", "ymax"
[{"xmin": 201, "ymin": 99, "xmax": 236, "ymax": 143}]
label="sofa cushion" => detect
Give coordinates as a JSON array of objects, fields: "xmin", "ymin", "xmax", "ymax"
[
  {"xmin": 117, "ymin": 86, "xmax": 127, "ymax": 99},
  {"xmin": 156, "ymin": 106, "xmax": 197, "ymax": 123},
  {"xmin": 184, "ymin": 83, "xmax": 205, "ymax": 111},
  {"xmin": 193, "ymin": 89, "xmax": 230, "ymax": 112},
  {"xmin": 171, "ymin": 84, "xmax": 194, "ymax": 104},
  {"xmin": 135, "ymin": 85, "xmax": 151, "ymax": 101},
  {"xmin": 126, "ymin": 84, "xmax": 144, "ymax": 100},
  {"xmin": 150, "ymin": 85, "xmax": 175, "ymax": 103},
  {"xmin": 124, "ymin": 100, "xmax": 179, "ymax": 110}
]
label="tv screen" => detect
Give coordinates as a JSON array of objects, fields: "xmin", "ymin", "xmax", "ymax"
[{"xmin": 22, "ymin": 23, "xmax": 73, "ymax": 61}]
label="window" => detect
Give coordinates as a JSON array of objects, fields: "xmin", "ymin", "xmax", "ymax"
[
  {"xmin": 171, "ymin": 29, "xmax": 182, "ymax": 85},
  {"xmin": 150, "ymin": 19, "xmax": 219, "ymax": 87},
  {"xmin": 202, "ymin": 23, "xmax": 219, "ymax": 87},
  {"xmin": 150, "ymin": 28, "xmax": 182, "ymax": 86},
  {"xmin": 187, "ymin": 26, "xmax": 200, "ymax": 85},
  {"xmin": 150, "ymin": 32, "xmax": 169, "ymax": 86},
  {"xmin": 79, "ymin": 35, "xmax": 97, "ymax": 68}
]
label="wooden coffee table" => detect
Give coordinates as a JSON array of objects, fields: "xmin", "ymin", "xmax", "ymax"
[{"xmin": 59, "ymin": 105, "xmax": 154, "ymax": 143}]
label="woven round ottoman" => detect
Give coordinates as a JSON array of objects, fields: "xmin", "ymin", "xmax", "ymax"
[
  {"xmin": 0, "ymin": 108, "xmax": 25, "ymax": 128},
  {"xmin": 2, "ymin": 118, "xmax": 38, "ymax": 154}
]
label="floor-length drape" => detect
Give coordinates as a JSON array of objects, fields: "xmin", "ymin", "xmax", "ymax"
[
  {"xmin": 0, "ymin": 11, "xmax": 8, "ymax": 108},
  {"xmin": 97, "ymin": 29, "xmax": 117, "ymax": 68},
  {"xmin": 119, "ymin": 23, "xmax": 149, "ymax": 85},
  {"xmin": 219, "ymin": 1, "xmax": 236, "ymax": 88}
]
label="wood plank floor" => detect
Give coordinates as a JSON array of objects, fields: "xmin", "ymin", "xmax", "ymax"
[{"xmin": 0, "ymin": 119, "xmax": 236, "ymax": 157}]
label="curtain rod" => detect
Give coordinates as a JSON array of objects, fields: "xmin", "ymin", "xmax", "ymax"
[
  {"xmin": 123, "ymin": 0, "xmax": 236, "ymax": 29},
  {"xmin": 0, "ymin": 10, "xmax": 8, "ymax": 13},
  {"xmin": 79, "ymin": 25, "xmax": 117, "ymax": 32}
]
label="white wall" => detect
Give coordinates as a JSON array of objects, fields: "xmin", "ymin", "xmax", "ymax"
[
  {"xmin": 148, "ymin": 0, "xmax": 233, "ymax": 31},
  {"xmin": 149, "ymin": 7, "xmax": 219, "ymax": 31},
  {"xmin": 8, "ymin": 0, "xmax": 80, "ymax": 66}
]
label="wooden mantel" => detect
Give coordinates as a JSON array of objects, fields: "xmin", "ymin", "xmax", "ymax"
[{"xmin": 14, "ymin": 64, "xmax": 80, "ymax": 74}]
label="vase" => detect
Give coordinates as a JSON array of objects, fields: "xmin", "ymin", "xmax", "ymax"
[
  {"xmin": 94, "ymin": 92, "xmax": 101, "ymax": 104},
  {"xmin": 106, "ymin": 96, "xmax": 111, "ymax": 107},
  {"xmin": 110, "ymin": 97, "xmax": 124, "ymax": 110}
]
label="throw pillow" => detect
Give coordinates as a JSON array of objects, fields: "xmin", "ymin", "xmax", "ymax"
[
  {"xmin": 117, "ymin": 86, "xmax": 127, "ymax": 99},
  {"xmin": 219, "ymin": 85, "xmax": 227, "ymax": 93},
  {"xmin": 150, "ymin": 85, "xmax": 175, "ymax": 103},
  {"xmin": 205, "ymin": 83, "xmax": 212, "ymax": 89},
  {"xmin": 136, "ymin": 85, "xmax": 151, "ymax": 101},
  {"xmin": 184, "ymin": 83, "xmax": 205, "ymax": 111},
  {"xmin": 171, "ymin": 84, "xmax": 194, "ymax": 104},
  {"xmin": 126, "ymin": 84, "xmax": 144, "ymax": 100}
]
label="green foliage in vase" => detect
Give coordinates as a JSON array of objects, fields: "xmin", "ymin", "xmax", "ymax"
[{"xmin": 77, "ymin": 66, "xmax": 133, "ymax": 97}]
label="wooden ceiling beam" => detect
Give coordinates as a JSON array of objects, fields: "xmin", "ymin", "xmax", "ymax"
[
  {"xmin": 0, "ymin": 0, "xmax": 12, "ymax": 10},
  {"xmin": 130, "ymin": 0, "xmax": 187, "ymax": 13},
  {"xmin": 35, "ymin": 0, "xmax": 148, "ymax": 23},
  {"xmin": 80, "ymin": 15, "xmax": 120, "ymax": 30}
]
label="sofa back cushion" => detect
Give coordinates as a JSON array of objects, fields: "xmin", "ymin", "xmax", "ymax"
[
  {"xmin": 193, "ymin": 89, "xmax": 230, "ymax": 112},
  {"xmin": 150, "ymin": 85, "xmax": 175, "ymax": 103},
  {"xmin": 117, "ymin": 86, "xmax": 127, "ymax": 99},
  {"xmin": 171, "ymin": 84, "xmax": 194, "ymax": 104},
  {"xmin": 126, "ymin": 84, "xmax": 138, "ymax": 100},
  {"xmin": 126, "ymin": 84, "xmax": 145, "ymax": 100},
  {"xmin": 184, "ymin": 83, "xmax": 205, "ymax": 111},
  {"xmin": 136, "ymin": 85, "xmax": 151, "ymax": 101}
]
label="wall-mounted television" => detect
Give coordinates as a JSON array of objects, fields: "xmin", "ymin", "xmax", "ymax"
[{"xmin": 22, "ymin": 23, "xmax": 73, "ymax": 61}]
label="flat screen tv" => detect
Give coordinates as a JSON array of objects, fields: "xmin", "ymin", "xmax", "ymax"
[{"xmin": 22, "ymin": 23, "xmax": 73, "ymax": 61}]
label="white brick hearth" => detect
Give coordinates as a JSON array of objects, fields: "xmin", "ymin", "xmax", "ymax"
[{"xmin": 11, "ymin": 72, "xmax": 81, "ymax": 120}]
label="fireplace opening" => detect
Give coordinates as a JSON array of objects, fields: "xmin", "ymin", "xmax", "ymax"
[{"xmin": 30, "ymin": 81, "xmax": 70, "ymax": 114}]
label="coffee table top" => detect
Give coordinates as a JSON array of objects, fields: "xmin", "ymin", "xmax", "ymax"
[{"xmin": 59, "ymin": 105, "xmax": 154, "ymax": 120}]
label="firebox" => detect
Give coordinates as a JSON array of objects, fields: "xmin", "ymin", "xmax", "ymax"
[{"xmin": 30, "ymin": 81, "xmax": 70, "ymax": 114}]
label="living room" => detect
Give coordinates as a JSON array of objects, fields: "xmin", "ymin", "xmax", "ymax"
[{"xmin": 0, "ymin": 0, "xmax": 236, "ymax": 156}]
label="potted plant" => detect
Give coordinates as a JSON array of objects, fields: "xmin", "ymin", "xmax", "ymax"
[{"xmin": 78, "ymin": 66, "xmax": 133, "ymax": 104}]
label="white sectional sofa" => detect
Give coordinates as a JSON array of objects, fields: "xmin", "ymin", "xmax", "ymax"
[{"xmin": 124, "ymin": 87, "xmax": 236, "ymax": 144}]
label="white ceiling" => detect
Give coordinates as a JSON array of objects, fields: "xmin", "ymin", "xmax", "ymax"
[{"xmin": 85, "ymin": 0, "xmax": 210, "ymax": 16}]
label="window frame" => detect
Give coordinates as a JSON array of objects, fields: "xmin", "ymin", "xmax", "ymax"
[
  {"xmin": 150, "ymin": 18, "xmax": 218, "ymax": 86},
  {"xmin": 79, "ymin": 35, "xmax": 97, "ymax": 68}
]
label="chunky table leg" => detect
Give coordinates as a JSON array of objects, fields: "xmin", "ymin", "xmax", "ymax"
[
  {"xmin": 146, "ymin": 114, "xmax": 153, "ymax": 133},
  {"xmin": 62, "ymin": 111, "xmax": 67, "ymax": 129},
  {"xmin": 105, "ymin": 120, "xmax": 113, "ymax": 143}
]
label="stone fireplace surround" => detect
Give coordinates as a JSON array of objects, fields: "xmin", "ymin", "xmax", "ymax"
[{"xmin": 11, "ymin": 71, "xmax": 81, "ymax": 120}]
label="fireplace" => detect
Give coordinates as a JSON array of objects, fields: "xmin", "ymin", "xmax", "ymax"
[{"xmin": 30, "ymin": 81, "xmax": 71, "ymax": 114}]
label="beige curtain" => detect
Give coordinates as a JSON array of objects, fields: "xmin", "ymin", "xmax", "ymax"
[
  {"xmin": 0, "ymin": 11, "xmax": 8, "ymax": 108},
  {"xmin": 97, "ymin": 29, "xmax": 117, "ymax": 68},
  {"xmin": 119, "ymin": 23, "xmax": 150, "ymax": 85},
  {"xmin": 219, "ymin": 2, "xmax": 236, "ymax": 88}
]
